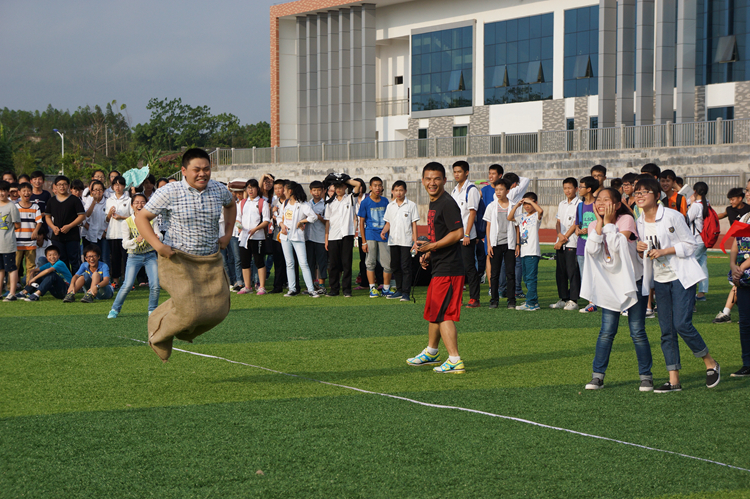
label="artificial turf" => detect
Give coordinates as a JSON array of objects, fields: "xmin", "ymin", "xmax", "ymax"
[{"xmin": 1, "ymin": 247, "xmax": 749, "ymax": 498}]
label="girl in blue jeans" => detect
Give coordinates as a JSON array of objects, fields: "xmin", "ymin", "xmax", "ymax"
[
  {"xmin": 108, "ymin": 194, "xmax": 161, "ymax": 318},
  {"xmin": 581, "ymin": 188, "xmax": 653, "ymax": 391},
  {"xmin": 634, "ymin": 178, "xmax": 720, "ymax": 393}
]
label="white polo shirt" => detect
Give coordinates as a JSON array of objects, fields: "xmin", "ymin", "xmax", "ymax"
[
  {"xmin": 556, "ymin": 197, "xmax": 581, "ymax": 249},
  {"xmin": 451, "ymin": 180, "xmax": 481, "ymax": 240},
  {"xmin": 383, "ymin": 198, "xmax": 420, "ymax": 247},
  {"xmin": 325, "ymin": 194, "xmax": 357, "ymax": 240}
]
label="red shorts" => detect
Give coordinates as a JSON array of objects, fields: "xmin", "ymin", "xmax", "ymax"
[{"xmin": 423, "ymin": 275, "xmax": 465, "ymax": 323}]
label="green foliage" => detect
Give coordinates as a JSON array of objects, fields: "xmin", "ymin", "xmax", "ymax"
[
  {"xmin": 247, "ymin": 121, "xmax": 271, "ymax": 148},
  {"xmin": 0, "ymin": 124, "xmax": 13, "ymax": 171}
]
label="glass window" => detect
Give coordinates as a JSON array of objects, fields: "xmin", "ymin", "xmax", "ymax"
[
  {"xmin": 484, "ymin": 13, "xmax": 554, "ymax": 105},
  {"xmin": 564, "ymin": 5, "xmax": 599, "ymax": 97},
  {"xmin": 411, "ymin": 25, "xmax": 474, "ymax": 112},
  {"xmin": 697, "ymin": 0, "xmax": 749, "ymax": 85}
]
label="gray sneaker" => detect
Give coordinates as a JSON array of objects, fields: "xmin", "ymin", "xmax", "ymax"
[
  {"xmin": 713, "ymin": 312, "xmax": 731, "ymax": 324},
  {"xmin": 585, "ymin": 378, "xmax": 604, "ymax": 390},
  {"xmin": 639, "ymin": 379, "xmax": 654, "ymax": 392}
]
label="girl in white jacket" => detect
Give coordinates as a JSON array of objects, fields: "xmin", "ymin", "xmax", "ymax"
[
  {"xmin": 687, "ymin": 181, "xmax": 710, "ymax": 300},
  {"xmin": 581, "ymin": 188, "xmax": 653, "ymax": 391},
  {"xmin": 634, "ymin": 177, "xmax": 720, "ymax": 393},
  {"xmin": 279, "ymin": 181, "xmax": 319, "ymax": 297}
]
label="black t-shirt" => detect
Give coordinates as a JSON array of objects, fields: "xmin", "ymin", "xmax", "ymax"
[
  {"xmin": 427, "ymin": 191, "xmax": 464, "ymax": 277},
  {"xmin": 727, "ymin": 204, "xmax": 750, "ymax": 226},
  {"xmin": 45, "ymin": 194, "xmax": 85, "ymax": 242},
  {"xmin": 30, "ymin": 190, "xmax": 52, "ymax": 229}
]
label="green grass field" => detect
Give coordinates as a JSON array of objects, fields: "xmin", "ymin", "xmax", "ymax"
[{"xmin": 2, "ymin": 247, "xmax": 749, "ymax": 498}]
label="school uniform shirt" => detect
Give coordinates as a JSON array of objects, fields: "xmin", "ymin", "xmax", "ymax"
[
  {"xmin": 0, "ymin": 202, "xmax": 21, "ymax": 254},
  {"xmin": 15, "ymin": 202, "xmax": 41, "ymax": 251},
  {"xmin": 519, "ymin": 212, "xmax": 541, "ymax": 258},
  {"xmin": 556, "ymin": 197, "xmax": 580, "ymax": 249},
  {"xmin": 280, "ymin": 200, "xmax": 317, "ymax": 242},
  {"xmin": 45, "ymin": 194, "xmax": 85, "ymax": 243},
  {"xmin": 587, "ymin": 215, "xmax": 642, "ymax": 282},
  {"xmin": 358, "ymin": 195, "xmax": 389, "ymax": 243},
  {"xmin": 507, "ymin": 176, "xmax": 531, "ymax": 206},
  {"xmin": 305, "ymin": 199, "xmax": 326, "ymax": 244},
  {"xmin": 237, "ymin": 196, "xmax": 271, "ymax": 248},
  {"xmin": 687, "ymin": 200, "xmax": 705, "ymax": 246},
  {"xmin": 483, "ymin": 199, "xmax": 517, "ymax": 248},
  {"xmin": 383, "ymin": 198, "xmax": 420, "ymax": 247},
  {"xmin": 104, "ymin": 193, "xmax": 132, "ymax": 240},
  {"xmin": 75, "ymin": 261, "xmax": 111, "ymax": 281},
  {"xmin": 82, "ymin": 197, "xmax": 108, "ymax": 242},
  {"xmin": 325, "ymin": 194, "xmax": 357, "ymax": 240},
  {"xmin": 637, "ymin": 204, "xmax": 706, "ymax": 292},
  {"xmin": 451, "ymin": 181, "xmax": 481, "ymax": 240},
  {"xmin": 39, "ymin": 259, "xmax": 73, "ymax": 283}
]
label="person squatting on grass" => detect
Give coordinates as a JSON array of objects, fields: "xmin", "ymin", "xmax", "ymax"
[
  {"xmin": 359, "ymin": 176, "xmax": 393, "ymax": 298},
  {"xmin": 136, "ymin": 148, "xmax": 236, "ymax": 362},
  {"xmin": 408, "ymin": 162, "xmax": 466, "ymax": 374},
  {"xmin": 108, "ymin": 194, "xmax": 162, "ymax": 318},
  {"xmin": 380, "ymin": 180, "xmax": 420, "ymax": 302},
  {"xmin": 63, "ymin": 244, "xmax": 114, "ymax": 303},
  {"xmin": 483, "ymin": 178, "xmax": 520, "ymax": 310},
  {"xmin": 633, "ymin": 177, "xmax": 721, "ymax": 392},
  {"xmin": 581, "ymin": 188, "xmax": 653, "ymax": 392}
]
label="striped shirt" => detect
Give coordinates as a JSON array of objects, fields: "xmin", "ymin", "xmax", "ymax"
[
  {"xmin": 144, "ymin": 178, "xmax": 233, "ymax": 256},
  {"xmin": 15, "ymin": 202, "xmax": 42, "ymax": 251}
]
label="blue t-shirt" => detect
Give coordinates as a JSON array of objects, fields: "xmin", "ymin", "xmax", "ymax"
[
  {"xmin": 75, "ymin": 261, "xmax": 111, "ymax": 280},
  {"xmin": 575, "ymin": 201, "xmax": 596, "ymax": 256},
  {"xmin": 481, "ymin": 184, "xmax": 495, "ymax": 212},
  {"xmin": 358, "ymin": 196, "xmax": 389, "ymax": 242},
  {"xmin": 39, "ymin": 260, "xmax": 73, "ymax": 283}
]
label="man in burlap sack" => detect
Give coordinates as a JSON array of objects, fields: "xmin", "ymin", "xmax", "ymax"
[{"xmin": 136, "ymin": 148, "xmax": 236, "ymax": 362}]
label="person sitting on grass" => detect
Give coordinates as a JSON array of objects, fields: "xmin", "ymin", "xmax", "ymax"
[
  {"xmin": 108, "ymin": 194, "xmax": 162, "ymax": 318},
  {"xmin": 510, "ymin": 192, "xmax": 543, "ymax": 311},
  {"xmin": 63, "ymin": 244, "xmax": 113, "ymax": 303},
  {"xmin": 19, "ymin": 245, "xmax": 73, "ymax": 301},
  {"xmin": 581, "ymin": 188, "xmax": 653, "ymax": 392}
]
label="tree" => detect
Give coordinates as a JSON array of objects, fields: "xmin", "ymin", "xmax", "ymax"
[
  {"xmin": 0, "ymin": 124, "xmax": 13, "ymax": 172},
  {"xmin": 247, "ymin": 121, "xmax": 271, "ymax": 148}
]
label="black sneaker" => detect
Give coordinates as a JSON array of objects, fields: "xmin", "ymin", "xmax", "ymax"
[
  {"xmin": 3, "ymin": 295, "xmax": 17, "ymax": 302},
  {"xmin": 343, "ymin": 293, "xmax": 352, "ymax": 298},
  {"xmin": 507, "ymin": 302, "xmax": 516, "ymax": 309},
  {"xmin": 639, "ymin": 379, "xmax": 654, "ymax": 392},
  {"xmin": 24, "ymin": 293, "xmax": 40, "ymax": 302},
  {"xmin": 706, "ymin": 363, "xmax": 720, "ymax": 388},
  {"xmin": 325, "ymin": 292, "xmax": 338, "ymax": 297},
  {"xmin": 731, "ymin": 366, "xmax": 750, "ymax": 377},
  {"xmin": 654, "ymin": 382, "xmax": 682, "ymax": 393},
  {"xmin": 585, "ymin": 378, "xmax": 604, "ymax": 390},
  {"xmin": 516, "ymin": 292, "xmax": 526, "ymax": 299},
  {"xmin": 713, "ymin": 312, "xmax": 731, "ymax": 324},
  {"xmin": 80, "ymin": 292, "xmax": 94, "ymax": 304},
  {"xmin": 62, "ymin": 292, "xmax": 75, "ymax": 303},
  {"xmin": 489, "ymin": 301, "xmax": 498, "ymax": 309}
]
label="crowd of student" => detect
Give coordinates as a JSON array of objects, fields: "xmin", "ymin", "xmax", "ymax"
[{"xmin": 1, "ymin": 159, "xmax": 748, "ymax": 389}]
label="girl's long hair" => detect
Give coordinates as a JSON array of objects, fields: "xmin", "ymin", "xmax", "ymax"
[
  {"xmin": 600, "ymin": 187, "xmax": 633, "ymax": 220},
  {"xmin": 287, "ymin": 181, "xmax": 307, "ymax": 203},
  {"xmin": 693, "ymin": 181, "xmax": 709, "ymax": 221}
]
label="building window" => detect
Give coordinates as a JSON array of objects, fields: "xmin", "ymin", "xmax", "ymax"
[
  {"xmin": 411, "ymin": 26, "xmax": 473, "ymax": 112},
  {"xmin": 564, "ymin": 5, "xmax": 599, "ymax": 98},
  {"xmin": 484, "ymin": 13, "xmax": 554, "ymax": 105},
  {"xmin": 696, "ymin": 0, "xmax": 748, "ymax": 85},
  {"xmin": 395, "ymin": 76, "xmax": 404, "ymax": 85}
]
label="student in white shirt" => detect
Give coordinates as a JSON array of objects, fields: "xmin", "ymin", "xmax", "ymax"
[
  {"xmin": 381, "ymin": 180, "xmax": 419, "ymax": 302},
  {"xmin": 580, "ymin": 188, "xmax": 653, "ymax": 391},
  {"xmin": 483, "ymin": 178, "xmax": 520, "ymax": 309},
  {"xmin": 82, "ymin": 180, "xmax": 109, "ymax": 265},
  {"xmin": 450, "ymin": 161, "xmax": 481, "ymax": 307},
  {"xmin": 634, "ymin": 177, "xmax": 720, "ymax": 393},
  {"xmin": 551, "ymin": 177, "xmax": 581, "ymax": 311},
  {"xmin": 687, "ymin": 182, "xmax": 710, "ymax": 301},
  {"xmin": 236, "ymin": 179, "xmax": 271, "ymax": 295},
  {"xmin": 510, "ymin": 192, "xmax": 543, "ymax": 311},
  {"xmin": 305, "ymin": 181, "xmax": 328, "ymax": 292},
  {"xmin": 324, "ymin": 174, "xmax": 364, "ymax": 297},
  {"xmin": 279, "ymin": 181, "xmax": 319, "ymax": 297},
  {"xmin": 104, "ymin": 176, "xmax": 131, "ymax": 288},
  {"xmin": 499, "ymin": 172, "xmax": 529, "ymax": 299}
]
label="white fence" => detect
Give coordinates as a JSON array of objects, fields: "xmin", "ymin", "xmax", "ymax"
[{"xmin": 209, "ymin": 118, "xmax": 749, "ymax": 166}]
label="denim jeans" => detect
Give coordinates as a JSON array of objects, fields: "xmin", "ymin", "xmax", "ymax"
[
  {"xmin": 654, "ymin": 280, "xmax": 709, "ymax": 371},
  {"xmin": 737, "ymin": 286, "xmax": 750, "ymax": 367},
  {"xmin": 592, "ymin": 280, "xmax": 653, "ymax": 379},
  {"xmin": 499, "ymin": 252, "xmax": 523, "ymax": 296},
  {"xmin": 226, "ymin": 236, "xmax": 243, "ymax": 284},
  {"xmin": 280, "ymin": 239, "xmax": 314, "ymax": 293},
  {"xmin": 694, "ymin": 242, "xmax": 708, "ymax": 294},
  {"xmin": 111, "ymin": 251, "xmax": 160, "ymax": 313},
  {"xmin": 82, "ymin": 277, "xmax": 114, "ymax": 299},
  {"xmin": 37, "ymin": 271, "xmax": 68, "ymax": 299},
  {"xmin": 521, "ymin": 255, "xmax": 539, "ymax": 307}
]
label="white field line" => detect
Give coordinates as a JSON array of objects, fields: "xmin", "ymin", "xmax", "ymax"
[{"xmin": 122, "ymin": 336, "xmax": 750, "ymax": 474}]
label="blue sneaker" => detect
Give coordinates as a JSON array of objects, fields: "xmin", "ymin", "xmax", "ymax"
[
  {"xmin": 107, "ymin": 310, "xmax": 118, "ymax": 319},
  {"xmin": 386, "ymin": 291, "xmax": 403, "ymax": 299},
  {"xmin": 369, "ymin": 287, "xmax": 382, "ymax": 298},
  {"xmin": 515, "ymin": 302, "xmax": 540, "ymax": 311},
  {"xmin": 433, "ymin": 359, "xmax": 466, "ymax": 374},
  {"xmin": 579, "ymin": 303, "xmax": 598, "ymax": 313},
  {"xmin": 23, "ymin": 293, "xmax": 39, "ymax": 302},
  {"xmin": 407, "ymin": 349, "xmax": 441, "ymax": 366}
]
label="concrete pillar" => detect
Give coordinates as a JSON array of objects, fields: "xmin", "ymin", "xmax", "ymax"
[
  {"xmin": 339, "ymin": 9, "xmax": 351, "ymax": 142},
  {"xmin": 361, "ymin": 4, "xmax": 377, "ymax": 142},
  {"xmin": 598, "ymin": 0, "xmax": 617, "ymax": 128},
  {"xmin": 349, "ymin": 6, "xmax": 363, "ymax": 142},
  {"xmin": 635, "ymin": 0, "xmax": 655, "ymax": 126},
  {"xmin": 317, "ymin": 13, "xmax": 329, "ymax": 144},
  {"xmin": 617, "ymin": 0, "xmax": 636, "ymax": 126},
  {"xmin": 655, "ymin": 0, "xmax": 676, "ymax": 124},
  {"xmin": 676, "ymin": 0, "xmax": 697, "ymax": 123},
  {"xmin": 328, "ymin": 11, "xmax": 340, "ymax": 143},
  {"xmin": 296, "ymin": 17, "xmax": 308, "ymax": 145},
  {"xmin": 306, "ymin": 14, "xmax": 319, "ymax": 145}
]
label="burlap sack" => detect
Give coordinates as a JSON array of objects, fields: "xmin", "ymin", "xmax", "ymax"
[{"xmin": 147, "ymin": 249, "xmax": 230, "ymax": 362}]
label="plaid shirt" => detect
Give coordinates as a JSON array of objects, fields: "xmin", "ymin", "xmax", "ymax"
[{"xmin": 144, "ymin": 178, "xmax": 233, "ymax": 256}]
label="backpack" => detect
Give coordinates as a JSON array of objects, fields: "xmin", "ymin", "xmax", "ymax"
[
  {"xmin": 698, "ymin": 202, "xmax": 721, "ymax": 249},
  {"xmin": 466, "ymin": 184, "xmax": 487, "ymax": 239}
]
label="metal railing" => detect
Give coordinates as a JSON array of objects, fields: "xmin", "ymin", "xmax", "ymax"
[
  {"xmin": 208, "ymin": 118, "xmax": 749, "ymax": 167},
  {"xmin": 376, "ymin": 98, "xmax": 410, "ymax": 117}
]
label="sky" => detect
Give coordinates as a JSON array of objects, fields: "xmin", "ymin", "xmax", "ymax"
[{"xmin": 1, "ymin": 0, "xmax": 279, "ymax": 127}]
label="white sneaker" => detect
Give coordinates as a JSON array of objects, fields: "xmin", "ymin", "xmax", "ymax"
[
  {"xmin": 621, "ymin": 310, "xmax": 629, "ymax": 316},
  {"xmin": 564, "ymin": 301, "xmax": 579, "ymax": 311},
  {"xmin": 549, "ymin": 299, "xmax": 566, "ymax": 309}
]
